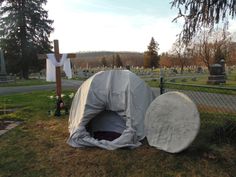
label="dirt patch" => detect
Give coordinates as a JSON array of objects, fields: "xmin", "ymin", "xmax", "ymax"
[{"xmin": 0, "ymin": 120, "xmax": 22, "ymax": 136}]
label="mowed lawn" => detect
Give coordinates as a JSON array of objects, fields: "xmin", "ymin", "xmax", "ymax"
[
  {"xmin": 0, "ymin": 79, "xmax": 52, "ymax": 87},
  {"xmin": 0, "ymin": 91, "xmax": 236, "ymax": 177}
]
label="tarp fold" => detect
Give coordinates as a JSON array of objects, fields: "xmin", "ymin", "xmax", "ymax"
[{"xmin": 67, "ymin": 70, "xmax": 155, "ymax": 150}]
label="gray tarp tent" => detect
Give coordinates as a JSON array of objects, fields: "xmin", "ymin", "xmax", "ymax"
[{"xmin": 67, "ymin": 70, "xmax": 155, "ymax": 150}]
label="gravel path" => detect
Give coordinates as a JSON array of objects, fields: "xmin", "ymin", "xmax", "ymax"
[{"xmin": 0, "ymin": 80, "xmax": 83, "ymax": 96}]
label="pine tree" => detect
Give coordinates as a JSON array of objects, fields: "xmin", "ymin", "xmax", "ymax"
[
  {"xmin": 144, "ymin": 37, "xmax": 160, "ymax": 68},
  {"xmin": 115, "ymin": 54, "xmax": 123, "ymax": 67},
  {"xmin": 101, "ymin": 57, "xmax": 107, "ymax": 67},
  {"xmin": 148, "ymin": 37, "xmax": 158, "ymax": 56},
  {"xmin": 112, "ymin": 55, "xmax": 115, "ymax": 68},
  {"xmin": 0, "ymin": 0, "xmax": 53, "ymax": 79}
]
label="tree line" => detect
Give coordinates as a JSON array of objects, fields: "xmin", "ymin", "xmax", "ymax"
[
  {"xmin": 72, "ymin": 52, "xmax": 144, "ymax": 68},
  {"xmin": 160, "ymin": 28, "xmax": 236, "ymax": 73}
]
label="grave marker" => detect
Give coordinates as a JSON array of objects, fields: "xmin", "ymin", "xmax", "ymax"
[
  {"xmin": 38, "ymin": 40, "xmax": 76, "ymax": 115},
  {"xmin": 38, "ymin": 40, "xmax": 76, "ymax": 97}
]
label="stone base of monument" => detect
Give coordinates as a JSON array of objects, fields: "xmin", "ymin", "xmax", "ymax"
[
  {"xmin": 0, "ymin": 73, "xmax": 7, "ymax": 83},
  {"xmin": 207, "ymin": 75, "xmax": 226, "ymax": 84}
]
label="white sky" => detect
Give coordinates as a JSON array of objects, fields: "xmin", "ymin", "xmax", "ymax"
[
  {"xmin": 44, "ymin": 0, "xmax": 183, "ymax": 53},
  {"xmin": 44, "ymin": 0, "xmax": 184, "ymax": 53}
]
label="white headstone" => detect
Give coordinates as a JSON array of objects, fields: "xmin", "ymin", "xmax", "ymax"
[{"xmin": 145, "ymin": 91, "xmax": 200, "ymax": 153}]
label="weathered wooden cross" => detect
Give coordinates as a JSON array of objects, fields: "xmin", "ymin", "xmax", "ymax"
[
  {"xmin": 38, "ymin": 39, "xmax": 76, "ymax": 115},
  {"xmin": 38, "ymin": 39, "xmax": 76, "ymax": 97}
]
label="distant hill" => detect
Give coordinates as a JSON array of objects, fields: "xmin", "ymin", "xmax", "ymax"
[{"xmin": 71, "ymin": 51, "xmax": 144, "ymax": 68}]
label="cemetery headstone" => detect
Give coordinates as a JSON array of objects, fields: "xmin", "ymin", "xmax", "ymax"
[
  {"xmin": 196, "ymin": 66, "xmax": 203, "ymax": 74},
  {"xmin": 207, "ymin": 59, "xmax": 226, "ymax": 84}
]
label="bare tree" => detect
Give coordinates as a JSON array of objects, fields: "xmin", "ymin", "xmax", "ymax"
[
  {"xmin": 192, "ymin": 28, "xmax": 231, "ymax": 71},
  {"xmin": 171, "ymin": 0, "xmax": 236, "ymax": 44},
  {"xmin": 227, "ymin": 42, "xmax": 236, "ymax": 65},
  {"xmin": 170, "ymin": 39, "xmax": 193, "ymax": 73}
]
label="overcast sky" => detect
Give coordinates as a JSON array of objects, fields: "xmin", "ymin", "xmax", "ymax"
[{"xmin": 44, "ymin": 0, "xmax": 184, "ymax": 53}]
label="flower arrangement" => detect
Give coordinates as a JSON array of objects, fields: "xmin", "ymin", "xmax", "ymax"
[{"xmin": 48, "ymin": 92, "xmax": 75, "ymax": 117}]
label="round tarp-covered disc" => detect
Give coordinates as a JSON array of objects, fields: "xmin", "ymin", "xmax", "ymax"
[{"xmin": 145, "ymin": 91, "xmax": 200, "ymax": 153}]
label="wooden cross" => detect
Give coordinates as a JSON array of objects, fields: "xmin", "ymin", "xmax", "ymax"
[{"xmin": 38, "ymin": 39, "xmax": 76, "ymax": 99}]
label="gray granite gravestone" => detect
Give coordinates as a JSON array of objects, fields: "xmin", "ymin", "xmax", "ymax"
[{"xmin": 207, "ymin": 59, "xmax": 226, "ymax": 84}]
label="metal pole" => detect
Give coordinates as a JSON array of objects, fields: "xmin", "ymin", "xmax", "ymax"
[{"xmin": 160, "ymin": 68, "xmax": 164, "ymax": 95}]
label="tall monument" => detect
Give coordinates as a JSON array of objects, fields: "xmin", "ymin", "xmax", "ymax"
[{"xmin": 0, "ymin": 49, "xmax": 7, "ymax": 81}]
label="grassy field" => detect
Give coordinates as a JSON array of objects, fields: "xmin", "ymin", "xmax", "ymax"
[
  {"xmin": 146, "ymin": 73, "xmax": 236, "ymax": 86},
  {"xmin": 0, "ymin": 91, "xmax": 236, "ymax": 177},
  {"xmin": 165, "ymin": 76, "xmax": 236, "ymax": 87},
  {"xmin": 0, "ymin": 79, "xmax": 52, "ymax": 87},
  {"xmin": 146, "ymin": 75, "xmax": 236, "ymax": 95}
]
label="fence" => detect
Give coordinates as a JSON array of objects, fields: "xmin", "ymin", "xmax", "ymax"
[{"xmin": 159, "ymin": 78, "xmax": 236, "ymax": 125}]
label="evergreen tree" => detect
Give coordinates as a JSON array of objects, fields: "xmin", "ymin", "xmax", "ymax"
[
  {"xmin": 115, "ymin": 54, "xmax": 123, "ymax": 67},
  {"xmin": 112, "ymin": 55, "xmax": 115, "ymax": 68},
  {"xmin": 144, "ymin": 37, "xmax": 160, "ymax": 68},
  {"xmin": 101, "ymin": 57, "xmax": 107, "ymax": 67},
  {"xmin": 0, "ymin": 0, "xmax": 53, "ymax": 79}
]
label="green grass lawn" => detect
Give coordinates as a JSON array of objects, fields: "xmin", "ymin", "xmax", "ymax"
[
  {"xmin": 147, "ymin": 74, "xmax": 236, "ymax": 95},
  {"xmin": 145, "ymin": 71, "xmax": 236, "ymax": 88},
  {"xmin": 0, "ymin": 91, "xmax": 236, "ymax": 177},
  {"xmin": 0, "ymin": 79, "xmax": 53, "ymax": 87},
  {"xmin": 167, "ymin": 76, "xmax": 236, "ymax": 87}
]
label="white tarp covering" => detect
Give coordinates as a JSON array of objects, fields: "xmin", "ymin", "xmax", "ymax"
[
  {"xmin": 145, "ymin": 91, "xmax": 200, "ymax": 153},
  {"xmin": 67, "ymin": 70, "xmax": 155, "ymax": 150},
  {"xmin": 46, "ymin": 53, "xmax": 72, "ymax": 82}
]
